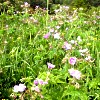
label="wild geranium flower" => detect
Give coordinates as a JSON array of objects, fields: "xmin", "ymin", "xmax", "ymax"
[
  {"xmin": 24, "ymin": 2, "xmax": 30, "ymax": 7},
  {"xmin": 13, "ymin": 84, "xmax": 26, "ymax": 92},
  {"xmin": 31, "ymin": 86, "xmax": 40, "ymax": 93},
  {"xmin": 43, "ymin": 33, "xmax": 50, "ymax": 39},
  {"xmin": 47, "ymin": 62, "xmax": 55, "ymax": 69},
  {"xmin": 13, "ymin": 85, "xmax": 19, "ymax": 92},
  {"xmin": 34, "ymin": 79, "xmax": 48, "ymax": 85},
  {"xmin": 43, "ymin": 81, "xmax": 48, "ymax": 85},
  {"xmin": 63, "ymin": 42, "xmax": 72, "ymax": 50},
  {"xmin": 69, "ymin": 57, "xmax": 77, "ymax": 65},
  {"xmin": 38, "ymin": 79, "xmax": 44, "ymax": 85},
  {"xmin": 34, "ymin": 79, "xmax": 39, "ymax": 86},
  {"xmin": 54, "ymin": 33, "xmax": 60, "ymax": 39},
  {"xmin": 68, "ymin": 68, "xmax": 81, "ymax": 80}
]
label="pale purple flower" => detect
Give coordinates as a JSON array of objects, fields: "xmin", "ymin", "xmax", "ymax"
[
  {"xmin": 24, "ymin": 2, "xmax": 30, "ymax": 7},
  {"xmin": 34, "ymin": 79, "xmax": 39, "ymax": 85},
  {"xmin": 18, "ymin": 84, "xmax": 26, "ymax": 92},
  {"xmin": 35, "ymin": 6, "xmax": 39, "ymax": 9},
  {"xmin": 43, "ymin": 33, "xmax": 50, "ymax": 39},
  {"xmin": 69, "ymin": 57, "xmax": 77, "ymax": 65},
  {"xmin": 32, "ymin": 86, "xmax": 40, "ymax": 93},
  {"xmin": 68, "ymin": 68, "xmax": 81, "ymax": 80},
  {"xmin": 38, "ymin": 79, "xmax": 44, "ymax": 85},
  {"xmin": 54, "ymin": 33, "xmax": 60, "ymax": 39},
  {"xmin": 43, "ymin": 81, "xmax": 48, "ymax": 85},
  {"xmin": 13, "ymin": 85, "xmax": 19, "ymax": 92},
  {"xmin": 63, "ymin": 42, "xmax": 72, "ymax": 50},
  {"xmin": 34, "ymin": 79, "xmax": 48, "ymax": 85},
  {"xmin": 13, "ymin": 84, "xmax": 26, "ymax": 92},
  {"xmin": 47, "ymin": 62, "xmax": 55, "ymax": 69}
]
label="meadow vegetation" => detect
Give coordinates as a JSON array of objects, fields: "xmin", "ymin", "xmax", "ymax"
[{"xmin": 0, "ymin": 1, "xmax": 100, "ymax": 99}]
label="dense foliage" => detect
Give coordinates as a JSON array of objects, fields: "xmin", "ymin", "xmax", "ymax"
[{"xmin": 0, "ymin": 1, "xmax": 100, "ymax": 99}]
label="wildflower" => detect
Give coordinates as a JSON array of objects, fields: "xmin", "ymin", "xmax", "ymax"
[
  {"xmin": 43, "ymin": 81, "xmax": 48, "ymax": 85},
  {"xmin": 24, "ymin": 2, "xmax": 30, "ymax": 7},
  {"xmin": 68, "ymin": 68, "xmax": 81, "ymax": 80},
  {"xmin": 63, "ymin": 42, "xmax": 72, "ymax": 50},
  {"xmin": 34, "ymin": 79, "xmax": 39, "ymax": 86},
  {"xmin": 66, "ymin": 27, "xmax": 68, "ymax": 31},
  {"xmin": 69, "ymin": 40, "xmax": 76, "ymax": 44},
  {"xmin": 38, "ymin": 79, "xmax": 44, "ymax": 85},
  {"xmin": 13, "ymin": 85, "xmax": 19, "ymax": 92},
  {"xmin": 85, "ymin": 55, "xmax": 91, "ymax": 61},
  {"xmin": 13, "ymin": 84, "xmax": 26, "ymax": 93},
  {"xmin": 79, "ymin": 48, "xmax": 88, "ymax": 53},
  {"xmin": 69, "ymin": 57, "xmax": 77, "ymax": 65},
  {"xmin": 54, "ymin": 33, "xmax": 60, "ymax": 39},
  {"xmin": 32, "ymin": 86, "xmax": 40, "ymax": 93},
  {"xmin": 34, "ymin": 79, "xmax": 48, "ymax": 86},
  {"xmin": 79, "ymin": 48, "xmax": 88, "ymax": 56},
  {"xmin": 18, "ymin": 84, "xmax": 26, "ymax": 92},
  {"xmin": 47, "ymin": 62, "xmax": 55, "ymax": 69},
  {"xmin": 56, "ymin": 26, "xmax": 60, "ymax": 29},
  {"xmin": 77, "ymin": 36, "xmax": 82, "ymax": 42},
  {"xmin": 64, "ymin": 6, "xmax": 69, "ymax": 10},
  {"xmin": 43, "ymin": 33, "xmax": 50, "ymax": 39},
  {"xmin": 35, "ymin": 6, "xmax": 39, "ymax": 9}
]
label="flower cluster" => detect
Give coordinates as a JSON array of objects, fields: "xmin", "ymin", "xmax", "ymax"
[
  {"xmin": 43, "ymin": 33, "xmax": 50, "ymax": 39},
  {"xmin": 13, "ymin": 84, "xmax": 26, "ymax": 93},
  {"xmin": 62, "ymin": 42, "xmax": 72, "ymax": 50},
  {"xmin": 34, "ymin": 79, "xmax": 48, "ymax": 86},
  {"xmin": 47, "ymin": 62, "xmax": 55, "ymax": 69},
  {"xmin": 68, "ymin": 68, "xmax": 81, "ymax": 80},
  {"xmin": 69, "ymin": 57, "xmax": 77, "ymax": 65}
]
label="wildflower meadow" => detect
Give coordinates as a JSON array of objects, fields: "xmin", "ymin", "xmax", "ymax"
[{"xmin": 0, "ymin": 1, "xmax": 100, "ymax": 100}]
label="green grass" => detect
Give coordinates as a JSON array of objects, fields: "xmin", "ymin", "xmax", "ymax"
[{"xmin": 0, "ymin": 4, "xmax": 100, "ymax": 100}]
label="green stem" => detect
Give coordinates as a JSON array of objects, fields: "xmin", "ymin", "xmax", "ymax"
[{"xmin": 46, "ymin": 0, "xmax": 49, "ymax": 26}]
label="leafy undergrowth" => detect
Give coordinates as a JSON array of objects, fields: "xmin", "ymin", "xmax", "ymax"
[{"xmin": 0, "ymin": 3, "xmax": 100, "ymax": 100}]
